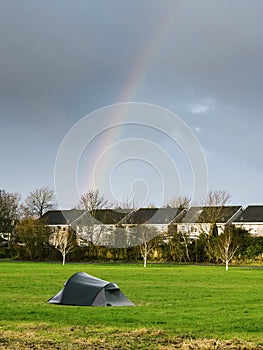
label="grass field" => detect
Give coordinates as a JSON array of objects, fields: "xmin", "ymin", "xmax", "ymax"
[{"xmin": 0, "ymin": 262, "xmax": 262, "ymax": 349}]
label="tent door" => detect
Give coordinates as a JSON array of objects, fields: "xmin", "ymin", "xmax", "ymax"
[{"xmin": 92, "ymin": 288, "xmax": 106, "ymax": 306}]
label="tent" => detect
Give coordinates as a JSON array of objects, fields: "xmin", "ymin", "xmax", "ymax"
[{"xmin": 47, "ymin": 272, "xmax": 134, "ymax": 306}]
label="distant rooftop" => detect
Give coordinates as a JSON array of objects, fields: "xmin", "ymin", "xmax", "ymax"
[
  {"xmin": 41, "ymin": 206, "xmax": 243, "ymax": 226},
  {"xmin": 234, "ymin": 205, "xmax": 263, "ymax": 223},
  {"xmin": 40, "ymin": 209, "xmax": 85, "ymax": 225},
  {"xmin": 181, "ymin": 206, "xmax": 243, "ymax": 223}
]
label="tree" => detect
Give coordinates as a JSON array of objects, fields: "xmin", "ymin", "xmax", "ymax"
[
  {"xmin": 77, "ymin": 189, "xmax": 108, "ymax": 211},
  {"xmin": 166, "ymin": 196, "xmax": 191, "ymax": 210},
  {"xmin": 114, "ymin": 195, "xmax": 135, "ymax": 209},
  {"xmin": 245, "ymin": 236, "xmax": 263, "ymax": 261},
  {"xmin": 0, "ymin": 190, "xmax": 20, "ymax": 248},
  {"xmin": 75, "ymin": 190, "xmax": 109, "ymax": 248},
  {"xmin": 129, "ymin": 225, "xmax": 159, "ymax": 267},
  {"xmin": 24, "ymin": 186, "xmax": 57, "ymax": 218},
  {"xmin": 215, "ymin": 225, "xmax": 242, "ymax": 271},
  {"xmin": 203, "ymin": 189, "xmax": 231, "ymax": 206},
  {"xmin": 195, "ymin": 232, "xmax": 209, "ymax": 262},
  {"xmin": 15, "ymin": 218, "xmax": 52, "ymax": 260},
  {"xmin": 75, "ymin": 190, "xmax": 110, "ymax": 252},
  {"xmin": 200, "ymin": 189, "xmax": 231, "ymax": 228},
  {"xmin": 197, "ymin": 189, "xmax": 231, "ymax": 262},
  {"xmin": 167, "ymin": 225, "xmax": 191, "ymax": 262},
  {"xmin": 53, "ymin": 226, "xmax": 76, "ymax": 265}
]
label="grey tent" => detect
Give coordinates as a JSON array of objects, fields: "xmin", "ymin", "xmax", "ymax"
[{"xmin": 47, "ymin": 272, "xmax": 134, "ymax": 306}]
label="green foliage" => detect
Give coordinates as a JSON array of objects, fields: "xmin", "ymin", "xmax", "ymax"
[
  {"xmin": 166, "ymin": 225, "xmax": 188, "ymax": 262},
  {"xmin": 194, "ymin": 232, "xmax": 209, "ymax": 262},
  {"xmin": 0, "ymin": 189, "xmax": 20, "ymax": 233},
  {"xmin": 168, "ymin": 233, "xmax": 188, "ymax": 262},
  {"xmin": 244, "ymin": 236, "xmax": 263, "ymax": 260},
  {"xmin": 15, "ymin": 219, "xmax": 53, "ymax": 260},
  {"xmin": 2, "ymin": 213, "xmax": 262, "ymax": 266},
  {"xmin": 0, "ymin": 262, "xmax": 262, "ymax": 348},
  {"xmin": 215, "ymin": 225, "xmax": 250, "ymax": 267}
]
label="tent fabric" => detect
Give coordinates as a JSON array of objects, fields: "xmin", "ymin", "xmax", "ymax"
[{"xmin": 47, "ymin": 272, "xmax": 134, "ymax": 306}]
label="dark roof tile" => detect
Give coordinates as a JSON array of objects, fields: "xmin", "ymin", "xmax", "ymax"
[
  {"xmin": 181, "ymin": 206, "xmax": 242, "ymax": 223},
  {"xmin": 234, "ymin": 205, "xmax": 263, "ymax": 222},
  {"xmin": 40, "ymin": 209, "xmax": 85, "ymax": 225}
]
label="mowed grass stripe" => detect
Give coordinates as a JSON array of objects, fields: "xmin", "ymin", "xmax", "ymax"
[{"xmin": 0, "ymin": 262, "xmax": 262, "ymax": 346}]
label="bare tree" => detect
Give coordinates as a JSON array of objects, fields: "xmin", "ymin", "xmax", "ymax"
[
  {"xmin": 216, "ymin": 226, "xmax": 238, "ymax": 271},
  {"xmin": 130, "ymin": 225, "xmax": 159, "ymax": 267},
  {"xmin": 216, "ymin": 225, "xmax": 247, "ymax": 271},
  {"xmin": 75, "ymin": 189, "xmax": 109, "ymax": 247},
  {"xmin": 53, "ymin": 226, "xmax": 76, "ymax": 265},
  {"xmin": 167, "ymin": 196, "xmax": 191, "ymax": 209},
  {"xmin": 114, "ymin": 195, "xmax": 136, "ymax": 209},
  {"xmin": 140, "ymin": 226, "xmax": 159, "ymax": 268},
  {"xmin": 198, "ymin": 189, "xmax": 231, "ymax": 234},
  {"xmin": 167, "ymin": 225, "xmax": 191, "ymax": 262},
  {"xmin": 203, "ymin": 189, "xmax": 231, "ymax": 207},
  {"xmin": 196, "ymin": 189, "xmax": 231, "ymax": 262},
  {"xmin": 77, "ymin": 189, "xmax": 108, "ymax": 211},
  {"xmin": 24, "ymin": 186, "xmax": 57, "ymax": 218}
]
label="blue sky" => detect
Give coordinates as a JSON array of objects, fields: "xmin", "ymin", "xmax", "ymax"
[{"xmin": 1, "ymin": 0, "xmax": 263, "ymax": 208}]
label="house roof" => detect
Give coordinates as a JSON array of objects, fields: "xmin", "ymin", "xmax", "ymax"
[
  {"xmin": 72, "ymin": 208, "xmax": 132, "ymax": 226},
  {"xmin": 40, "ymin": 209, "xmax": 86, "ymax": 225},
  {"xmin": 181, "ymin": 206, "xmax": 243, "ymax": 223},
  {"xmin": 41, "ymin": 207, "xmax": 185, "ymax": 227},
  {"xmin": 120, "ymin": 207, "xmax": 185, "ymax": 225},
  {"xmin": 41, "ymin": 206, "xmax": 242, "ymax": 227},
  {"xmin": 233, "ymin": 205, "xmax": 263, "ymax": 223}
]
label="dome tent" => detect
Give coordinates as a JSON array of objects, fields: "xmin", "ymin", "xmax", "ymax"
[{"xmin": 47, "ymin": 272, "xmax": 134, "ymax": 306}]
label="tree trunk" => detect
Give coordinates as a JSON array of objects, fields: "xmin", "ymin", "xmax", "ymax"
[
  {"xmin": 62, "ymin": 253, "xmax": 66, "ymax": 265},
  {"xmin": 225, "ymin": 258, "xmax": 229, "ymax": 271},
  {"xmin": 143, "ymin": 256, "xmax": 147, "ymax": 268},
  {"xmin": 183, "ymin": 234, "xmax": 190, "ymax": 262}
]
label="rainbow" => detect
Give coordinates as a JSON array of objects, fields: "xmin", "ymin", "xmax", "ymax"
[
  {"xmin": 118, "ymin": 3, "xmax": 179, "ymax": 102},
  {"xmin": 76, "ymin": 3, "xmax": 183, "ymax": 202}
]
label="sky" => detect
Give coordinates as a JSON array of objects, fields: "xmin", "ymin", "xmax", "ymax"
[{"xmin": 1, "ymin": 0, "xmax": 263, "ymax": 209}]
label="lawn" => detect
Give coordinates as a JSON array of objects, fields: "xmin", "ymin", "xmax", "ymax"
[{"xmin": 0, "ymin": 262, "xmax": 262, "ymax": 349}]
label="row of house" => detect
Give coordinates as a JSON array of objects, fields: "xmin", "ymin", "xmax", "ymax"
[{"xmin": 40, "ymin": 205, "xmax": 263, "ymax": 247}]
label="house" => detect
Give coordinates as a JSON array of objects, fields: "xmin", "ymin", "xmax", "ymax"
[
  {"xmin": 72, "ymin": 208, "xmax": 132, "ymax": 247},
  {"xmin": 40, "ymin": 209, "xmax": 85, "ymax": 245},
  {"xmin": 114, "ymin": 207, "xmax": 186, "ymax": 247},
  {"xmin": 41, "ymin": 207, "xmax": 185, "ymax": 247},
  {"xmin": 232, "ymin": 205, "xmax": 263, "ymax": 236},
  {"xmin": 41, "ymin": 206, "xmax": 245, "ymax": 247},
  {"xmin": 117, "ymin": 207, "xmax": 185, "ymax": 231},
  {"xmin": 73, "ymin": 207, "xmax": 185, "ymax": 247},
  {"xmin": 40, "ymin": 209, "xmax": 86, "ymax": 227},
  {"xmin": 175, "ymin": 206, "xmax": 243, "ymax": 239}
]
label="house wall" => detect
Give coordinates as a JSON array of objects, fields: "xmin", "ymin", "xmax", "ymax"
[
  {"xmin": 75, "ymin": 223, "xmax": 166, "ymax": 248},
  {"xmin": 234, "ymin": 223, "xmax": 263, "ymax": 236},
  {"xmin": 75, "ymin": 221, "xmax": 231, "ymax": 246},
  {"xmin": 76, "ymin": 224, "xmax": 120, "ymax": 247},
  {"xmin": 176, "ymin": 222, "xmax": 230, "ymax": 239},
  {"xmin": 177, "ymin": 223, "xmax": 211, "ymax": 239},
  {"xmin": 47, "ymin": 219, "xmax": 252, "ymax": 249},
  {"xmin": 48, "ymin": 225, "xmax": 70, "ymax": 245}
]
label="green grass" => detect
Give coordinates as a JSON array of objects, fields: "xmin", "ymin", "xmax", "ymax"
[{"xmin": 0, "ymin": 262, "xmax": 262, "ymax": 349}]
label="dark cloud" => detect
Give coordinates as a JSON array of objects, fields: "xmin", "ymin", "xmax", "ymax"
[{"xmin": 0, "ymin": 0, "xmax": 262, "ymax": 205}]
